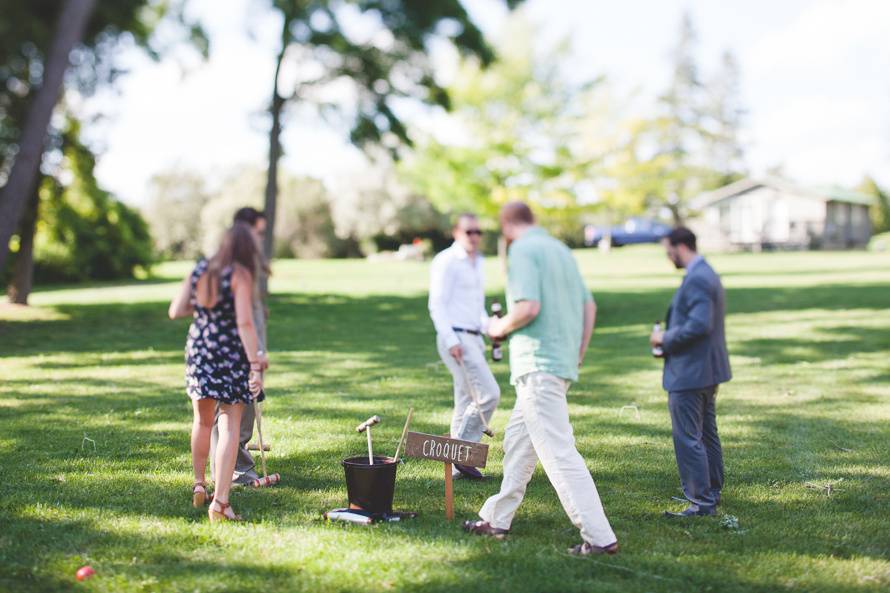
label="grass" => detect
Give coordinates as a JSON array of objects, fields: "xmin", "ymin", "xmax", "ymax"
[{"xmin": 1, "ymin": 245, "xmax": 889, "ymax": 593}]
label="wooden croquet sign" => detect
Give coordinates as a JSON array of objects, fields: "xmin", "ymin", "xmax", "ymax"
[
  {"xmin": 405, "ymin": 432, "xmax": 489, "ymax": 468},
  {"xmin": 404, "ymin": 432, "xmax": 489, "ymax": 520}
]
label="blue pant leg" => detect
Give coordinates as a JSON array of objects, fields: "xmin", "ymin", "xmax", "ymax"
[
  {"xmin": 701, "ymin": 388, "xmax": 724, "ymax": 501},
  {"xmin": 668, "ymin": 389, "xmax": 716, "ymax": 508}
]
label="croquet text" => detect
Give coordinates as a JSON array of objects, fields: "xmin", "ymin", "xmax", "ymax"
[{"xmin": 422, "ymin": 439, "xmax": 472, "ymax": 463}]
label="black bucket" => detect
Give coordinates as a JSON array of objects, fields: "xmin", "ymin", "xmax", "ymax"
[{"xmin": 342, "ymin": 455, "xmax": 398, "ymax": 514}]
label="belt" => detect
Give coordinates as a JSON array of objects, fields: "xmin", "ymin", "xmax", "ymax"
[{"xmin": 452, "ymin": 327, "xmax": 481, "ymax": 336}]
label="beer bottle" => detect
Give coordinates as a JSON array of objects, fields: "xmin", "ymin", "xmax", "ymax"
[
  {"xmin": 491, "ymin": 302, "xmax": 504, "ymax": 362},
  {"xmin": 652, "ymin": 321, "xmax": 664, "ymax": 358}
]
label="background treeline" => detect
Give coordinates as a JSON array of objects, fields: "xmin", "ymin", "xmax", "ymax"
[
  {"xmin": 2, "ymin": 4, "xmax": 889, "ymax": 304},
  {"xmin": 143, "ymin": 164, "xmax": 450, "ymax": 261}
]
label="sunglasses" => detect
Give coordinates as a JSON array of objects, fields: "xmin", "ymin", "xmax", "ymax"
[{"xmin": 464, "ymin": 229, "xmax": 483, "ymax": 236}]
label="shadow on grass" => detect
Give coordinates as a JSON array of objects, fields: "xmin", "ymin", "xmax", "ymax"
[
  {"xmin": 738, "ymin": 325, "xmax": 890, "ymax": 365},
  {"xmin": 4, "ymin": 280, "xmax": 887, "ymax": 359}
]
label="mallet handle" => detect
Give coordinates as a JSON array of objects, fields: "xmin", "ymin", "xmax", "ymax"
[
  {"xmin": 366, "ymin": 428, "xmax": 374, "ymax": 465},
  {"xmin": 392, "ymin": 407, "xmax": 414, "ymax": 461},
  {"xmin": 254, "ymin": 401, "xmax": 268, "ymax": 479},
  {"xmin": 458, "ymin": 360, "xmax": 494, "ymax": 438}
]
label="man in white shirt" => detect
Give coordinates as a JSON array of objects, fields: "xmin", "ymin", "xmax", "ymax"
[{"xmin": 429, "ymin": 213, "xmax": 501, "ymax": 479}]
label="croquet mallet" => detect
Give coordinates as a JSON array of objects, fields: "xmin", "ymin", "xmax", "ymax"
[
  {"xmin": 356, "ymin": 415, "xmax": 381, "ymax": 465},
  {"xmin": 457, "ymin": 360, "xmax": 494, "ymax": 437},
  {"xmin": 250, "ymin": 401, "xmax": 280, "ymax": 487},
  {"xmin": 392, "ymin": 407, "xmax": 414, "ymax": 461}
]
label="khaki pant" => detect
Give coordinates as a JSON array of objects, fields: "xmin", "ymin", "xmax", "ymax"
[
  {"xmin": 436, "ymin": 332, "xmax": 501, "ymax": 446},
  {"xmin": 479, "ymin": 372, "xmax": 616, "ymax": 546}
]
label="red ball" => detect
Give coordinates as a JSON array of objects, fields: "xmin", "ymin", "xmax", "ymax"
[{"xmin": 76, "ymin": 566, "xmax": 95, "ymax": 581}]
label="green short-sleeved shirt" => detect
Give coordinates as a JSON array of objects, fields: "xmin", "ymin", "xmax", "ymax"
[{"xmin": 506, "ymin": 227, "xmax": 593, "ymax": 384}]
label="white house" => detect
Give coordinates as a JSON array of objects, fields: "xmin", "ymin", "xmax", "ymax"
[{"xmin": 690, "ymin": 178, "xmax": 874, "ymax": 251}]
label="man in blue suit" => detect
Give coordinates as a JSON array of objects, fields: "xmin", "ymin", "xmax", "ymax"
[{"xmin": 650, "ymin": 227, "xmax": 731, "ymax": 517}]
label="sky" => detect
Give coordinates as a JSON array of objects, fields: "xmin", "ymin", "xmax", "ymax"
[{"xmin": 84, "ymin": 0, "xmax": 890, "ymax": 206}]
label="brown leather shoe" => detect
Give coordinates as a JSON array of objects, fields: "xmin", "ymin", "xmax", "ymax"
[
  {"xmin": 568, "ymin": 541, "xmax": 619, "ymax": 556},
  {"xmin": 462, "ymin": 520, "xmax": 509, "ymax": 540},
  {"xmin": 454, "ymin": 464, "xmax": 484, "ymax": 480}
]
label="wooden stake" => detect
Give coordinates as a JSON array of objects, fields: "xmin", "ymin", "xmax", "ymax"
[{"xmin": 444, "ymin": 462, "xmax": 454, "ymax": 520}]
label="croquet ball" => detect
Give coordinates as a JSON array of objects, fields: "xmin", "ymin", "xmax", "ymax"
[{"xmin": 76, "ymin": 566, "xmax": 95, "ymax": 581}]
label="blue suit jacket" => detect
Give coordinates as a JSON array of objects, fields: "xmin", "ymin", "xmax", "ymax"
[{"xmin": 662, "ymin": 258, "xmax": 732, "ymax": 392}]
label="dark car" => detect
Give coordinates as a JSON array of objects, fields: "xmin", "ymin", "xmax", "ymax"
[{"xmin": 584, "ymin": 218, "xmax": 671, "ymax": 247}]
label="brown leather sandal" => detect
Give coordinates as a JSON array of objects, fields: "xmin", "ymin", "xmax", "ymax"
[
  {"xmin": 208, "ymin": 499, "xmax": 242, "ymax": 523},
  {"xmin": 192, "ymin": 482, "xmax": 209, "ymax": 508},
  {"xmin": 462, "ymin": 520, "xmax": 509, "ymax": 540}
]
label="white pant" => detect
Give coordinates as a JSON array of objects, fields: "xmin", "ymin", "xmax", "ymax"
[
  {"xmin": 479, "ymin": 372, "xmax": 617, "ymax": 546},
  {"xmin": 437, "ymin": 333, "xmax": 501, "ymax": 446}
]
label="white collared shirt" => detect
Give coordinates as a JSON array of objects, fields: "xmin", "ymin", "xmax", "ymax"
[{"xmin": 428, "ymin": 242, "xmax": 490, "ymax": 349}]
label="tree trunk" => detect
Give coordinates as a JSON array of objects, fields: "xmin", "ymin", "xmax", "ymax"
[
  {"xmin": 260, "ymin": 21, "xmax": 290, "ymax": 297},
  {"xmin": 668, "ymin": 203, "xmax": 684, "ymax": 226},
  {"xmin": 7, "ymin": 182, "xmax": 40, "ymax": 305},
  {"xmin": 263, "ymin": 92, "xmax": 284, "ymax": 264},
  {"xmin": 0, "ymin": 0, "xmax": 97, "ymax": 271}
]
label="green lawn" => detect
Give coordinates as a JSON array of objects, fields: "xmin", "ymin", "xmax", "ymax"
[{"xmin": 1, "ymin": 246, "xmax": 889, "ymax": 593}]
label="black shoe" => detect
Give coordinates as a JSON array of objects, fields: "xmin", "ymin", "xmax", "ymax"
[
  {"xmin": 663, "ymin": 504, "xmax": 716, "ymax": 518},
  {"xmin": 454, "ymin": 464, "xmax": 484, "ymax": 480},
  {"xmin": 672, "ymin": 493, "xmax": 721, "ymax": 507}
]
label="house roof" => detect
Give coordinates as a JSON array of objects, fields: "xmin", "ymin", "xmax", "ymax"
[
  {"xmin": 693, "ymin": 177, "xmax": 875, "ymax": 209},
  {"xmin": 814, "ymin": 186, "xmax": 875, "ymax": 206}
]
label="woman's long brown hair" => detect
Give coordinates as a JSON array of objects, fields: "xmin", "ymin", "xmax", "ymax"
[{"xmin": 200, "ymin": 222, "xmax": 260, "ymax": 306}]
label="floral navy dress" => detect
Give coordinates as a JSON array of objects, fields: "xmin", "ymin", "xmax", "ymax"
[{"xmin": 185, "ymin": 259, "xmax": 264, "ymax": 404}]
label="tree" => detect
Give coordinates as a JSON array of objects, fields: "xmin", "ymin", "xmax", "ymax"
[
  {"xmin": 859, "ymin": 176, "xmax": 890, "ymax": 234},
  {"xmin": 30, "ymin": 119, "xmax": 153, "ymax": 283},
  {"xmin": 604, "ymin": 12, "xmax": 747, "ymax": 224},
  {"xmin": 401, "ymin": 17, "xmax": 604, "ymax": 245},
  {"xmin": 333, "ymin": 159, "xmax": 449, "ymax": 253},
  {"xmin": 6, "ymin": 182, "xmax": 40, "ymax": 304},
  {"xmin": 597, "ymin": 118, "xmax": 675, "ymax": 221},
  {"xmin": 0, "ymin": 0, "xmax": 206, "ymax": 302},
  {"xmin": 702, "ymin": 50, "xmax": 747, "ymax": 185},
  {"xmin": 0, "ymin": 0, "xmax": 98, "ymax": 274},
  {"xmin": 194, "ymin": 166, "xmax": 353, "ymax": 259},
  {"xmin": 274, "ymin": 174, "xmax": 360, "ymax": 258},
  {"xmin": 651, "ymin": 11, "xmax": 708, "ymax": 223},
  {"xmin": 255, "ymin": 0, "xmax": 524, "ymax": 271},
  {"xmin": 143, "ymin": 169, "xmax": 211, "ymax": 260}
]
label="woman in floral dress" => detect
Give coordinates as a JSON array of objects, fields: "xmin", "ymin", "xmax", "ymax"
[{"xmin": 169, "ymin": 222, "xmax": 265, "ymax": 522}]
